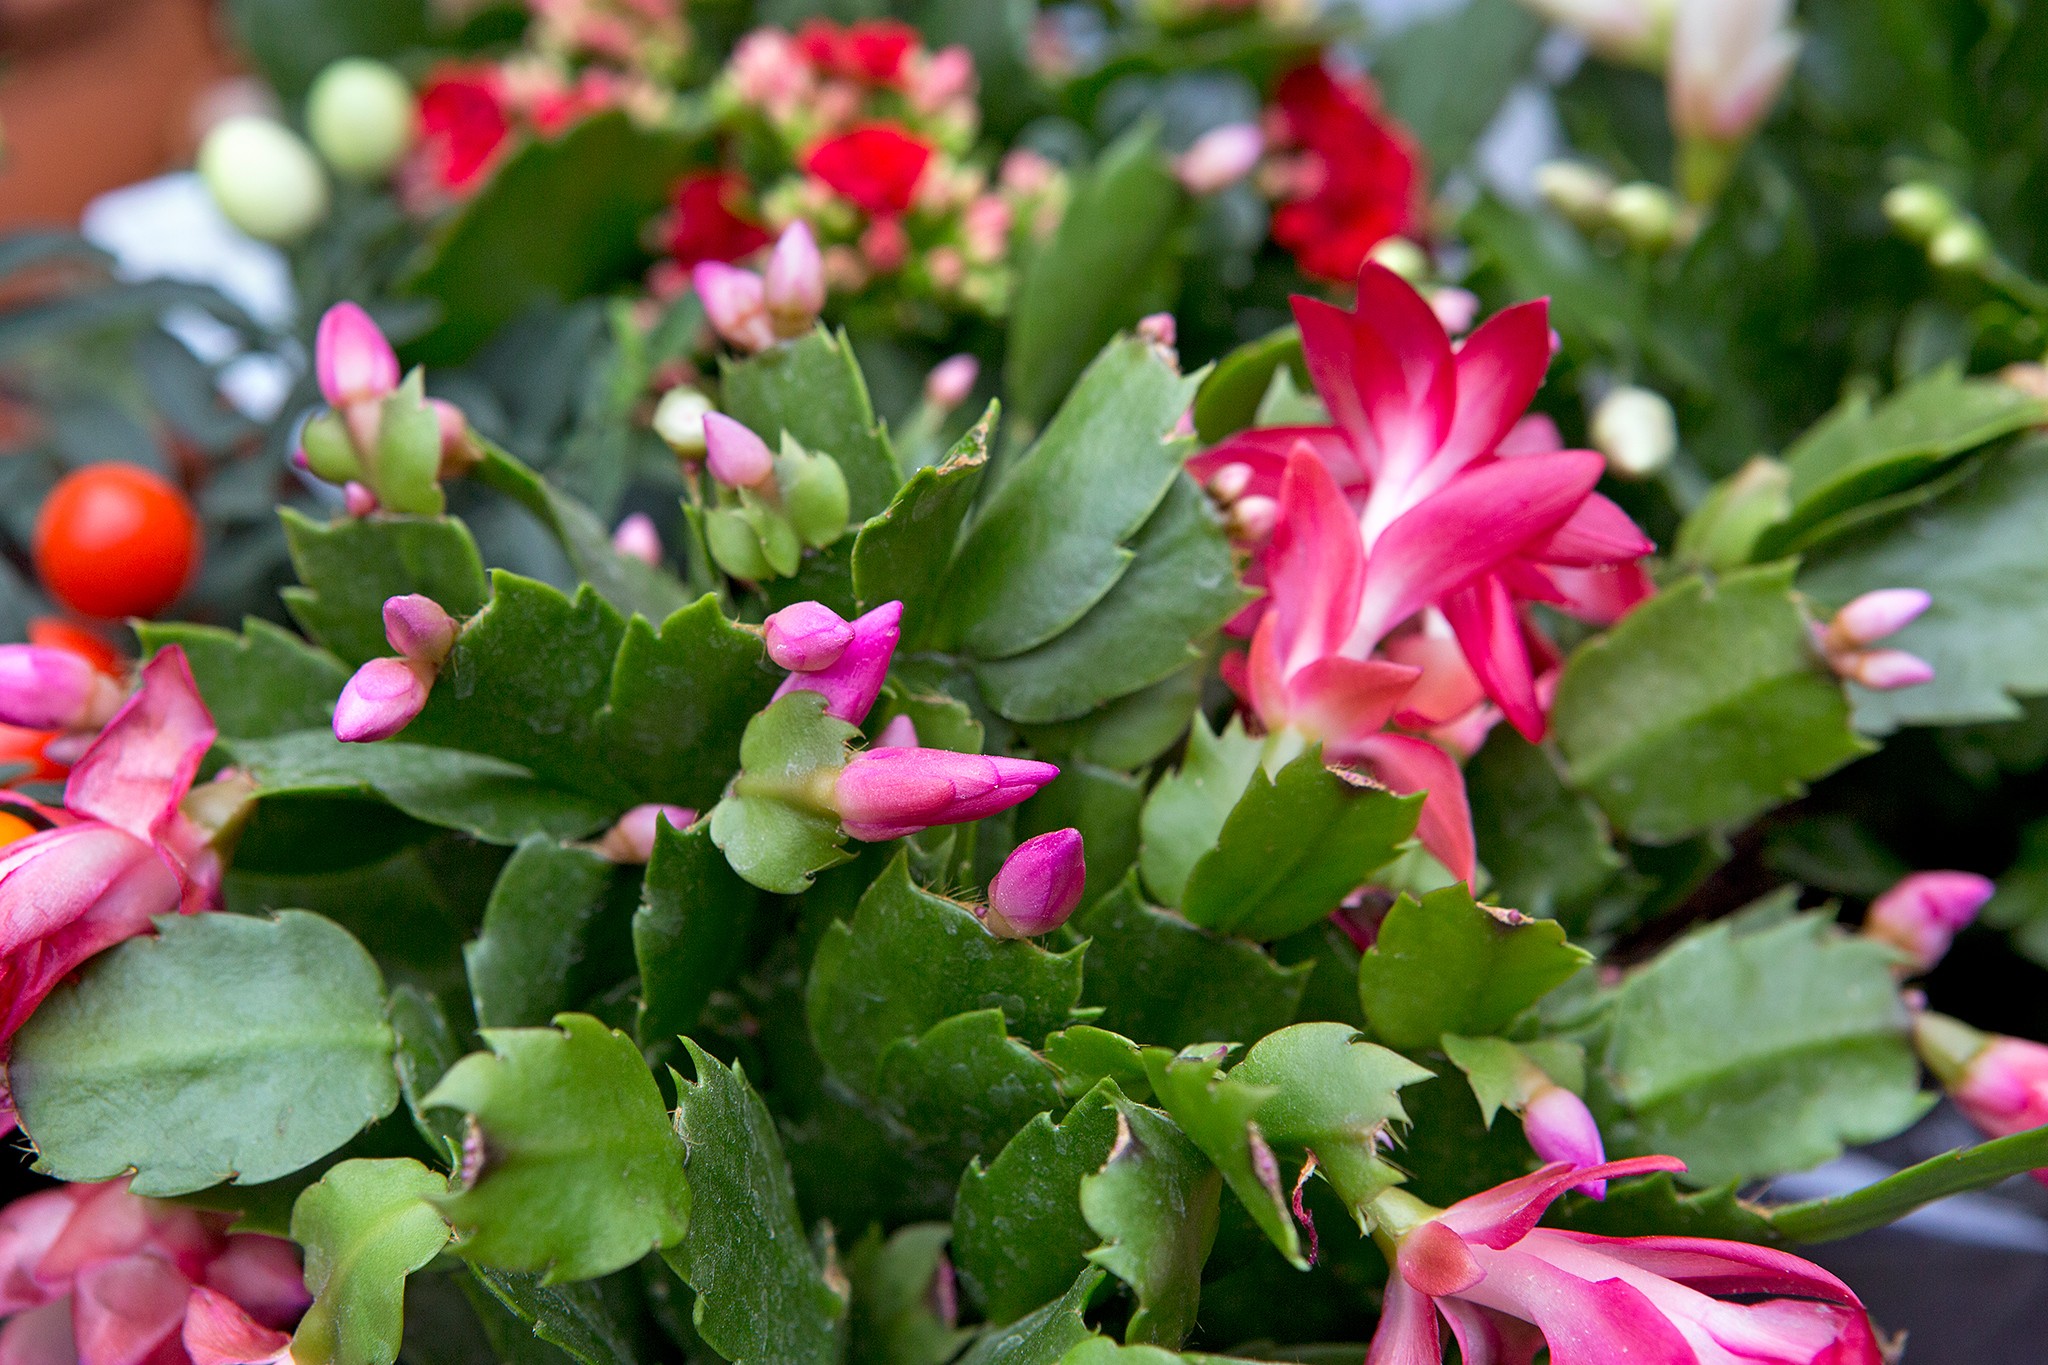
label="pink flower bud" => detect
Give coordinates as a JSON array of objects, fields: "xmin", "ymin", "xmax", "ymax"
[
  {"xmin": 1174, "ymin": 123, "xmax": 1263, "ymax": 195},
  {"xmin": 923, "ymin": 354, "xmax": 980, "ymax": 412},
  {"xmin": 773, "ymin": 600, "xmax": 902, "ymax": 726},
  {"xmin": 1429, "ymin": 287, "xmax": 1481, "ymax": 337},
  {"xmin": 315, "ymin": 302, "xmax": 400, "ymax": 409},
  {"xmin": 333, "ymin": 656, "xmax": 433, "ymax": 742},
  {"xmin": 429, "ymin": 398, "xmax": 479, "ymax": 474},
  {"xmin": 0, "ymin": 645, "xmax": 120, "ymax": 731},
  {"xmin": 612, "ymin": 512, "xmax": 663, "ymax": 566},
  {"xmin": 860, "ymin": 216, "xmax": 910, "ymax": 274},
  {"xmin": 763, "ymin": 601, "xmax": 854, "ymax": 672},
  {"xmin": 833, "ymin": 747, "xmax": 1060, "ymax": 842},
  {"xmin": 872, "ymin": 714, "xmax": 919, "ymax": 749},
  {"xmin": 1826, "ymin": 588, "xmax": 1931, "ymax": 649},
  {"xmin": 703, "ymin": 412, "xmax": 778, "ymax": 489},
  {"xmin": 1137, "ymin": 312, "xmax": 1177, "ymax": 348},
  {"xmin": 382, "ymin": 594, "xmax": 458, "ymax": 667},
  {"xmin": 1207, "ymin": 462, "xmax": 1254, "ymax": 503},
  {"xmin": 1864, "ymin": 870, "xmax": 1993, "ymax": 975},
  {"xmin": 1522, "ymin": 1085, "xmax": 1609, "ymax": 1199},
  {"xmin": 343, "ymin": 481, "xmax": 379, "ymax": 517},
  {"xmin": 1230, "ymin": 494, "xmax": 1279, "ymax": 542},
  {"xmin": 1839, "ymin": 647, "xmax": 1935, "ymax": 691},
  {"xmin": 693, "ymin": 261, "xmax": 776, "ymax": 353},
  {"xmin": 1920, "ymin": 1012, "xmax": 2048, "ymax": 1178},
  {"xmin": 764, "ymin": 221, "xmax": 826, "ymax": 336},
  {"xmin": 983, "ymin": 827, "xmax": 1086, "ymax": 938},
  {"xmin": 597, "ymin": 803, "xmax": 697, "ymax": 863}
]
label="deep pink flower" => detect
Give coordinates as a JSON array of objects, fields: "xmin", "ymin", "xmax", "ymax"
[
  {"xmin": 0, "ymin": 648, "xmax": 216, "ymax": 1050},
  {"xmin": 1863, "ymin": 871, "xmax": 1992, "ymax": 975},
  {"xmin": 772, "ymin": 601, "xmax": 902, "ymax": 727},
  {"xmin": 664, "ymin": 171, "xmax": 771, "ymax": 269},
  {"xmin": 803, "ymin": 123, "xmax": 935, "ymax": 217},
  {"xmin": 984, "ymin": 828, "xmax": 1086, "ymax": 938},
  {"xmin": 415, "ymin": 66, "xmax": 512, "ymax": 194},
  {"xmin": 795, "ymin": 18, "xmax": 921, "ymax": 86},
  {"xmin": 0, "ymin": 1179, "xmax": 307, "ymax": 1365},
  {"xmin": 833, "ymin": 748, "xmax": 1058, "ymax": 842},
  {"xmin": 1370, "ymin": 1157, "xmax": 1883, "ymax": 1365},
  {"xmin": 1267, "ymin": 62, "xmax": 1425, "ymax": 283}
]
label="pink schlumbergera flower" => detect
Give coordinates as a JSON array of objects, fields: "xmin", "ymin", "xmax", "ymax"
[
  {"xmin": 0, "ymin": 1177, "xmax": 308, "ymax": 1365},
  {"xmin": 0, "ymin": 649, "xmax": 220, "ymax": 1059},
  {"xmin": 1368, "ymin": 1157, "xmax": 1884, "ymax": 1365},
  {"xmin": 1192, "ymin": 265, "xmax": 1656, "ymax": 879}
]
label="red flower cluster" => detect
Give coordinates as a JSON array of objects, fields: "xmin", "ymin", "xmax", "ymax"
[
  {"xmin": 1267, "ymin": 61, "xmax": 1427, "ymax": 282},
  {"xmin": 794, "ymin": 18, "xmax": 921, "ymax": 87},
  {"xmin": 664, "ymin": 171, "xmax": 771, "ymax": 268},
  {"xmin": 802, "ymin": 122, "xmax": 937, "ymax": 217},
  {"xmin": 415, "ymin": 65, "xmax": 513, "ymax": 195}
]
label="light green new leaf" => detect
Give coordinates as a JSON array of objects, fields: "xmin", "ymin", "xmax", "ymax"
[
  {"xmin": 710, "ymin": 691, "xmax": 859, "ymax": 893},
  {"xmin": 1138, "ymin": 716, "xmax": 1265, "ymax": 909},
  {"xmin": 1140, "ymin": 1048, "xmax": 1295, "ymax": 1268},
  {"xmin": 1592, "ymin": 913, "xmax": 1928, "ymax": 1185},
  {"xmin": 1439, "ymin": 1035, "xmax": 1585, "ymax": 1128},
  {"xmin": 1081, "ymin": 1099, "xmax": 1219, "ymax": 1348},
  {"xmin": 1802, "ymin": 440, "xmax": 2048, "ymax": 733},
  {"xmin": 666, "ymin": 1041, "xmax": 847, "ymax": 1365},
  {"xmin": 12, "ymin": 911, "xmax": 397, "ymax": 1196},
  {"xmin": 1180, "ymin": 751, "xmax": 1418, "ymax": 942},
  {"xmin": 955, "ymin": 1080, "xmax": 1125, "ymax": 1325},
  {"xmin": 425, "ymin": 1014, "xmax": 689, "ymax": 1282},
  {"xmin": 1356, "ymin": 884, "xmax": 1590, "ymax": 1052},
  {"xmin": 1230, "ymin": 1023, "xmax": 1433, "ymax": 1222},
  {"xmin": 1042, "ymin": 1028, "xmax": 1153, "ymax": 1103},
  {"xmin": 136, "ymin": 618, "xmax": 347, "ymax": 739},
  {"xmin": 1551, "ymin": 562, "xmax": 1871, "ymax": 842},
  {"xmin": 291, "ymin": 1159, "xmax": 454, "ymax": 1365},
  {"xmin": 721, "ymin": 326, "xmax": 900, "ymax": 522}
]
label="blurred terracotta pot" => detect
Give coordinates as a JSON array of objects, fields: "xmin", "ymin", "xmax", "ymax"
[{"xmin": 0, "ymin": 0, "xmax": 232, "ymax": 228}]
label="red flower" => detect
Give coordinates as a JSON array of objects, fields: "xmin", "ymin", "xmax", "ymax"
[
  {"xmin": 803, "ymin": 123, "xmax": 935, "ymax": 217},
  {"xmin": 665, "ymin": 171, "xmax": 771, "ymax": 268},
  {"xmin": 417, "ymin": 65, "xmax": 513, "ymax": 194},
  {"xmin": 1268, "ymin": 61, "xmax": 1426, "ymax": 282},
  {"xmin": 795, "ymin": 18, "xmax": 921, "ymax": 86}
]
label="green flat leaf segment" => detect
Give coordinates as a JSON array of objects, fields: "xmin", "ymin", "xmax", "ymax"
[
  {"xmin": 666, "ymin": 1041, "xmax": 846, "ymax": 1365},
  {"xmin": 135, "ymin": 618, "xmax": 348, "ymax": 740},
  {"xmin": 1356, "ymin": 884, "xmax": 1590, "ymax": 1053},
  {"xmin": 1551, "ymin": 562, "xmax": 1872, "ymax": 842},
  {"xmin": 279, "ymin": 509, "xmax": 489, "ymax": 668},
  {"xmin": 291, "ymin": 1159, "xmax": 454, "ymax": 1365},
  {"xmin": 1590, "ymin": 912, "xmax": 1928, "ymax": 1186},
  {"xmin": 1140, "ymin": 1048, "xmax": 1296, "ymax": 1269},
  {"xmin": 1080, "ymin": 1098, "xmax": 1220, "ymax": 1349},
  {"xmin": 425, "ymin": 1013, "xmax": 690, "ymax": 1283},
  {"xmin": 711, "ymin": 691, "xmax": 860, "ymax": 894},
  {"xmin": 1138, "ymin": 716, "xmax": 1265, "ymax": 909},
  {"xmin": 11, "ymin": 911, "xmax": 398, "ymax": 1197}
]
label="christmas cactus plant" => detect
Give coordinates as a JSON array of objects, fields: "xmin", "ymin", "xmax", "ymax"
[{"xmin": 6, "ymin": 0, "xmax": 2048, "ymax": 1362}]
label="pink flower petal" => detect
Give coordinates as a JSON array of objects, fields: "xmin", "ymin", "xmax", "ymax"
[
  {"xmin": 1440, "ymin": 577, "xmax": 1546, "ymax": 744},
  {"xmin": 1528, "ymin": 493, "xmax": 1656, "ymax": 568},
  {"xmin": 1440, "ymin": 1157, "xmax": 1686, "ymax": 1249},
  {"xmin": 181, "ymin": 1286, "xmax": 293, "ymax": 1365},
  {"xmin": 62, "ymin": 649, "xmax": 215, "ymax": 848},
  {"xmin": 1363, "ymin": 1271, "xmax": 1443, "ymax": 1365},
  {"xmin": 1268, "ymin": 443, "xmax": 1366, "ymax": 676},
  {"xmin": 1427, "ymin": 300, "xmax": 1554, "ymax": 492},
  {"xmin": 71, "ymin": 1252, "xmax": 192, "ymax": 1365},
  {"xmin": 1340, "ymin": 733, "xmax": 1475, "ymax": 886},
  {"xmin": 202, "ymin": 1238, "xmax": 309, "ymax": 1327},
  {"xmin": 1283, "ymin": 655, "xmax": 1421, "ymax": 752},
  {"xmin": 0, "ymin": 1299, "xmax": 77, "ymax": 1365}
]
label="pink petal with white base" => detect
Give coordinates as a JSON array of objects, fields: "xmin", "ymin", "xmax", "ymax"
[
  {"xmin": 1424, "ymin": 301, "xmax": 1554, "ymax": 494},
  {"xmin": 1266, "ymin": 443, "xmax": 1364, "ymax": 677},
  {"xmin": 62, "ymin": 649, "xmax": 215, "ymax": 847}
]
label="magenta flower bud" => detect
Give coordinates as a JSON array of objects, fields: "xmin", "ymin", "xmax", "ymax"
[
  {"xmin": 763, "ymin": 221, "xmax": 826, "ymax": 335},
  {"xmin": 983, "ymin": 828, "xmax": 1086, "ymax": 938},
  {"xmin": 833, "ymin": 747, "xmax": 1060, "ymax": 842},
  {"xmin": 315, "ymin": 302, "xmax": 400, "ymax": 408},
  {"xmin": 703, "ymin": 412, "xmax": 777, "ymax": 490},
  {"xmin": 1865, "ymin": 870, "xmax": 1994, "ymax": 975},
  {"xmin": 923, "ymin": 354, "xmax": 980, "ymax": 412},
  {"xmin": 1522, "ymin": 1085, "xmax": 1609, "ymax": 1199},
  {"xmin": 343, "ymin": 481, "xmax": 379, "ymax": 517},
  {"xmin": 382, "ymin": 594, "xmax": 458, "ymax": 667},
  {"xmin": 872, "ymin": 714, "xmax": 919, "ymax": 749},
  {"xmin": 693, "ymin": 261, "xmax": 776, "ymax": 353},
  {"xmin": 596, "ymin": 803, "xmax": 697, "ymax": 863},
  {"xmin": 1827, "ymin": 588, "xmax": 1931, "ymax": 649},
  {"xmin": 612, "ymin": 512, "xmax": 663, "ymax": 566},
  {"xmin": 333, "ymin": 656, "xmax": 433, "ymax": 742},
  {"xmin": 1137, "ymin": 312, "xmax": 1177, "ymax": 348},
  {"xmin": 1174, "ymin": 123, "xmax": 1263, "ymax": 195},
  {"xmin": 1840, "ymin": 647, "xmax": 1936, "ymax": 691},
  {"xmin": 772, "ymin": 601, "xmax": 902, "ymax": 726},
  {"xmin": 0, "ymin": 645, "xmax": 119, "ymax": 731},
  {"xmin": 762, "ymin": 601, "xmax": 854, "ymax": 672}
]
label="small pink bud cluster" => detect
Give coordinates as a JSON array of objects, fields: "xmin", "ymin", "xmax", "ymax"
[
  {"xmin": 698, "ymin": 415, "xmax": 852, "ymax": 578},
  {"xmin": 333, "ymin": 595, "xmax": 460, "ymax": 742},
  {"xmin": 1816, "ymin": 588, "xmax": 1935, "ymax": 690},
  {"xmin": 301, "ymin": 303, "xmax": 475, "ymax": 515},
  {"xmin": 611, "ymin": 512, "xmax": 663, "ymax": 566},
  {"xmin": 1174, "ymin": 123, "xmax": 1263, "ymax": 195},
  {"xmin": 597, "ymin": 803, "xmax": 698, "ymax": 863},
  {"xmin": 1204, "ymin": 459, "xmax": 1279, "ymax": 545},
  {"xmin": 1862, "ymin": 870, "xmax": 1993, "ymax": 976},
  {"xmin": 694, "ymin": 222, "xmax": 826, "ymax": 354},
  {"xmin": 770, "ymin": 601, "xmax": 901, "ymax": 725},
  {"xmin": 980, "ymin": 828, "xmax": 1086, "ymax": 938},
  {"xmin": 0, "ymin": 644, "xmax": 124, "ymax": 734},
  {"xmin": 923, "ymin": 354, "xmax": 980, "ymax": 413}
]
